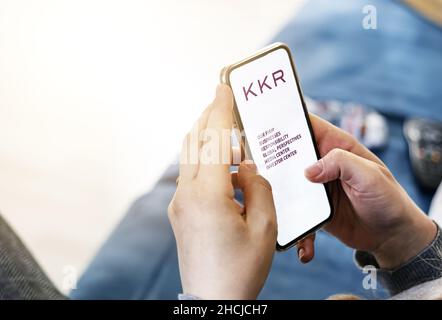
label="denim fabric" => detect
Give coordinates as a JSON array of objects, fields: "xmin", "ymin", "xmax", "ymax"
[
  {"xmin": 71, "ymin": 163, "xmax": 388, "ymax": 300},
  {"xmin": 273, "ymin": 0, "xmax": 442, "ymax": 121},
  {"xmin": 70, "ymin": 165, "xmax": 182, "ymax": 299}
]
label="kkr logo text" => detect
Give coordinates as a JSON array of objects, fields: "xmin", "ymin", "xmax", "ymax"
[{"xmin": 242, "ymin": 69, "xmax": 286, "ymax": 101}]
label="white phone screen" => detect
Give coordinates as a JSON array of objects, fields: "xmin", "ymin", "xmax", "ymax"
[{"xmin": 229, "ymin": 47, "xmax": 332, "ymax": 248}]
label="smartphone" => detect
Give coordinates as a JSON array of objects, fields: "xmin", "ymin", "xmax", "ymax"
[{"xmin": 220, "ymin": 42, "xmax": 333, "ymax": 251}]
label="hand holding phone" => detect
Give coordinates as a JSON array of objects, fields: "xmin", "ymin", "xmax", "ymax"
[
  {"xmin": 169, "ymin": 85, "xmax": 277, "ymax": 299},
  {"xmin": 169, "ymin": 72, "xmax": 436, "ymax": 298},
  {"xmin": 221, "ymin": 43, "xmax": 333, "ymax": 250},
  {"xmin": 305, "ymin": 114, "xmax": 437, "ymax": 269}
]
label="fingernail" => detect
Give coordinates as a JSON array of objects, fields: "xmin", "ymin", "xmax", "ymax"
[
  {"xmin": 305, "ymin": 160, "xmax": 323, "ymax": 178},
  {"xmin": 298, "ymin": 247, "xmax": 305, "ymax": 260}
]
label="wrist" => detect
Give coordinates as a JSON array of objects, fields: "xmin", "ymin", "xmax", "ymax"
[
  {"xmin": 373, "ymin": 210, "xmax": 437, "ymax": 269},
  {"xmin": 355, "ymin": 223, "xmax": 442, "ymax": 295}
]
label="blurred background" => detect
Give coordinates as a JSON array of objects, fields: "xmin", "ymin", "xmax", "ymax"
[{"xmin": 0, "ymin": 0, "xmax": 305, "ymax": 292}]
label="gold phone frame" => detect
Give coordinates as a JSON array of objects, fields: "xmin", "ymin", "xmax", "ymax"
[{"xmin": 220, "ymin": 42, "xmax": 334, "ymax": 251}]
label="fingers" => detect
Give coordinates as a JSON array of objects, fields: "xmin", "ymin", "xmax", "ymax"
[
  {"xmin": 197, "ymin": 84, "xmax": 234, "ymax": 183},
  {"xmin": 205, "ymin": 84, "xmax": 234, "ymax": 132},
  {"xmin": 237, "ymin": 162, "xmax": 277, "ymax": 236},
  {"xmin": 309, "ymin": 113, "xmax": 384, "ymax": 166},
  {"xmin": 179, "ymin": 106, "xmax": 213, "ymax": 182},
  {"xmin": 305, "ymin": 148, "xmax": 376, "ymax": 189},
  {"xmin": 296, "ymin": 233, "xmax": 316, "ymax": 264}
]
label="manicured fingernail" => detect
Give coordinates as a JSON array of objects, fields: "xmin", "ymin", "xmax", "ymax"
[
  {"xmin": 298, "ymin": 247, "xmax": 305, "ymax": 260},
  {"xmin": 305, "ymin": 160, "xmax": 323, "ymax": 178}
]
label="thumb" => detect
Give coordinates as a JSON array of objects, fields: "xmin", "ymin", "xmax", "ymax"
[
  {"xmin": 304, "ymin": 148, "xmax": 373, "ymax": 187},
  {"xmin": 238, "ymin": 162, "xmax": 277, "ymax": 235}
]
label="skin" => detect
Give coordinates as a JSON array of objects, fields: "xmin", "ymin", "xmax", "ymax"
[
  {"xmin": 298, "ymin": 114, "xmax": 436, "ymax": 269},
  {"xmin": 169, "ymin": 84, "xmax": 276, "ymax": 299},
  {"xmin": 168, "ymin": 84, "xmax": 437, "ymax": 299}
]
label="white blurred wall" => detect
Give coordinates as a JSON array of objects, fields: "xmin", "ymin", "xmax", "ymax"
[{"xmin": 0, "ymin": 0, "xmax": 305, "ymax": 292}]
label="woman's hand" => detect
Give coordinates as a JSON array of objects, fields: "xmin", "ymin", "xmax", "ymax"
[
  {"xmin": 168, "ymin": 84, "xmax": 277, "ymax": 299},
  {"xmin": 298, "ymin": 114, "xmax": 436, "ymax": 269}
]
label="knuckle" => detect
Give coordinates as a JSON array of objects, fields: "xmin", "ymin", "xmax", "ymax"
[
  {"xmin": 167, "ymin": 201, "xmax": 177, "ymax": 222},
  {"xmin": 329, "ymin": 148, "xmax": 345, "ymax": 161},
  {"xmin": 264, "ymin": 215, "xmax": 277, "ymax": 233},
  {"xmin": 254, "ymin": 211, "xmax": 277, "ymax": 235},
  {"xmin": 200, "ymin": 180, "xmax": 228, "ymax": 198},
  {"xmin": 167, "ymin": 190, "xmax": 190, "ymax": 218},
  {"xmin": 364, "ymin": 162, "xmax": 385, "ymax": 187},
  {"xmin": 341, "ymin": 134, "xmax": 358, "ymax": 151},
  {"xmin": 323, "ymin": 149, "xmax": 344, "ymax": 179},
  {"xmin": 249, "ymin": 175, "xmax": 272, "ymax": 192},
  {"xmin": 167, "ymin": 199, "xmax": 174, "ymax": 213},
  {"xmin": 377, "ymin": 163, "xmax": 394, "ymax": 180}
]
